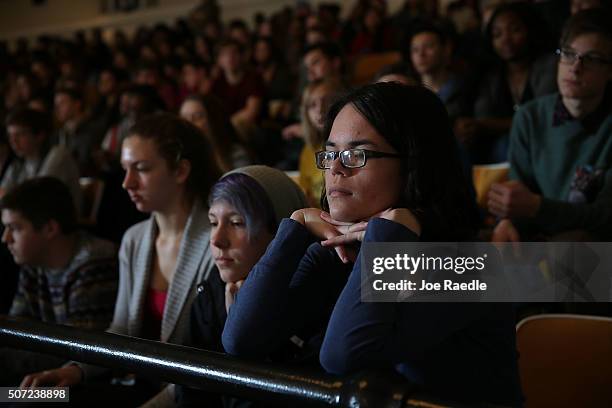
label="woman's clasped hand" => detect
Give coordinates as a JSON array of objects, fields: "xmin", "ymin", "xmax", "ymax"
[{"xmin": 290, "ymin": 207, "xmax": 421, "ymax": 263}]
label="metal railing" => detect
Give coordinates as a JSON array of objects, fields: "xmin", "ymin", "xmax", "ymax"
[{"xmin": 0, "ymin": 316, "xmax": 461, "ymax": 407}]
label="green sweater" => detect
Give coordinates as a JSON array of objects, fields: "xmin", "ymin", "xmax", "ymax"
[{"xmin": 509, "ymin": 93, "xmax": 612, "ymax": 239}]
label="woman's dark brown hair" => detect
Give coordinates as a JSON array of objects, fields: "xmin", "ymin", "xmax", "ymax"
[
  {"xmin": 321, "ymin": 82, "xmax": 477, "ymax": 240},
  {"xmin": 128, "ymin": 112, "xmax": 223, "ymax": 202}
]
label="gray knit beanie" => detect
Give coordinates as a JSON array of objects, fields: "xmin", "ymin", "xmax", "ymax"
[{"xmin": 224, "ymin": 165, "xmax": 307, "ymax": 223}]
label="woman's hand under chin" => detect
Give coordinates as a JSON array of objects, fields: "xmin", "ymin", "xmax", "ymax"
[
  {"xmin": 225, "ymin": 280, "xmax": 244, "ymax": 314},
  {"xmin": 291, "ymin": 208, "xmax": 420, "ymax": 264},
  {"xmin": 318, "ymin": 208, "xmax": 421, "ymax": 263},
  {"xmin": 290, "ymin": 208, "xmax": 342, "ymax": 240},
  {"xmin": 291, "ymin": 208, "xmax": 360, "ymax": 263}
]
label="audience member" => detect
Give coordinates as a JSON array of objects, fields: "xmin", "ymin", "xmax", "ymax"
[
  {"xmin": 252, "ymin": 36, "xmax": 295, "ymax": 116},
  {"xmin": 177, "ymin": 165, "xmax": 307, "ymax": 407},
  {"xmin": 282, "ymin": 42, "xmax": 344, "ymax": 142},
  {"xmin": 410, "ymin": 23, "xmax": 470, "ymax": 122},
  {"xmin": 489, "ymin": 9, "xmax": 612, "ymax": 242},
  {"xmin": 20, "ymin": 113, "xmax": 223, "ymax": 406},
  {"xmin": 303, "ymin": 42, "xmax": 344, "ymax": 84},
  {"xmin": 209, "ymin": 39, "xmax": 264, "ymax": 141},
  {"xmin": 298, "ymin": 78, "xmax": 344, "ymax": 207},
  {"xmin": 54, "ymin": 87, "xmax": 105, "ymax": 175},
  {"xmin": 90, "ymin": 67, "xmax": 128, "ymax": 135},
  {"xmin": 222, "ymin": 83, "xmax": 519, "ymax": 406},
  {"xmin": 455, "ymin": 2, "xmax": 558, "ymax": 164},
  {"xmin": 0, "ymin": 177, "xmax": 117, "ymax": 384},
  {"xmin": 179, "ymin": 94, "xmax": 252, "ymax": 172},
  {"xmin": 227, "ymin": 19, "xmax": 252, "ymax": 58},
  {"xmin": 346, "ymin": 2, "xmax": 395, "ymax": 56},
  {"xmin": 98, "ymin": 85, "xmax": 162, "ymax": 167},
  {"xmin": 1, "ymin": 108, "xmax": 81, "ymax": 210},
  {"xmin": 179, "ymin": 58, "xmax": 210, "ymax": 102}
]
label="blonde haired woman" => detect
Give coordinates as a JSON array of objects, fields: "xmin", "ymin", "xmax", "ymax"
[{"xmin": 298, "ymin": 78, "xmax": 344, "ymax": 206}]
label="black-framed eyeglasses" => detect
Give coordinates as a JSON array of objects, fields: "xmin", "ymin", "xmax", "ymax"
[
  {"xmin": 556, "ymin": 48, "xmax": 612, "ymax": 69},
  {"xmin": 315, "ymin": 149, "xmax": 406, "ymax": 169}
]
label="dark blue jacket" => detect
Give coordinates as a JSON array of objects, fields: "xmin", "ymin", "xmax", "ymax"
[{"xmin": 223, "ymin": 218, "xmax": 522, "ymax": 406}]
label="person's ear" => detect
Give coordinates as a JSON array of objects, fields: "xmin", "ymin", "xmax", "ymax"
[
  {"xmin": 42, "ymin": 219, "xmax": 61, "ymax": 240},
  {"xmin": 175, "ymin": 159, "xmax": 192, "ymax": 185}
]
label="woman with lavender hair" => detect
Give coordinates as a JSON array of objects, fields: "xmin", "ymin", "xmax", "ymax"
[{"xmin": 177, "ymin": 165, "xmax": 307, "ymax": 407}]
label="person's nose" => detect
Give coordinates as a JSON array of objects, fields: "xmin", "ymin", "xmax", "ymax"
[
  {"xmin": 569, "ymin": 56, "xmax": 584, "ymax": 74},
  {"xmin": 329, "ymin": 152, "xmax": 349, "ymax": 176},
  {"xmin": 2, "ymin": 228, "xmax": 12, "ymax": 244},
  {"xmin": 211, "ymin": 224, "xmax": 230, "ymax": 249},
  {"xmin": 122, "ymin": 168, "xmax": 137, "ymax": 190}
]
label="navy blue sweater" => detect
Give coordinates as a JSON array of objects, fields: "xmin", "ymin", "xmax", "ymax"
[{"xmin": 222, "ymin": 218, "xmax": 522, "ymax": 406}]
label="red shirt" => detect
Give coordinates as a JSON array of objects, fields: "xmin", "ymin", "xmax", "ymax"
[
  {"xmin": 142, "ymin": 287, "xmax": 167, "ymax": 341},
  {"xmin": 210, "ymin": 70, "xmax": 264, "ymax": 116}
]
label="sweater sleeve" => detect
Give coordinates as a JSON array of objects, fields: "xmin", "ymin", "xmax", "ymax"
[
  {"xmin": 507, "ymin": 104, "xmax": 543, "ymax": 237},
  {"xmin": 509, "ymin": 106, "xmax": 612, "ymax": 238},
  {"xmin": 508, "ymin": 106, "xmax": 540, "ymax": 193},
  {"xmin": 63, "ymin": 259, "xmax": 118, "ymax": 331},
  {"xmin": 529, "ymin": 169, "xmax": 612, "ymax": 238},
  {"xmin": 319, "ymin": 218, "xmax": 483, "ymax": 375},
  {"xmin": 105, "ymin": 231, "xmax": 133, "ymax": 336},
  {"xmin": 222, "ymin": 218, "xmax": 339, "ymax": 357},
  {"xmin": 8, "ymin": 268, "xmax": 31, "ymax": 318},
  {"xmin": 319, "ymin": 218, "xmax": 417, "ymax": 374}
]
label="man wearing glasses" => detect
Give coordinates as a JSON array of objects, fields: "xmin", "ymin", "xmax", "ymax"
[{"xmin": 488, "ymin": 8, "xmax": 612, "ymax": 242}]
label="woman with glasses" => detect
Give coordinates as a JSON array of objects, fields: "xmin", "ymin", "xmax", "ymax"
[{"xmin": 222, "ymin": 82, "xmax": 522, "ymax": 406}]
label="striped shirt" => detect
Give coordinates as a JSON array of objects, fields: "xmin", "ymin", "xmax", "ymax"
[{"xmin": 9, "ymin": 231, "xmax": 118, "ymax": 330}]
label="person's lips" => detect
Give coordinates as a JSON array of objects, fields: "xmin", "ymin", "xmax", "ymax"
[
  {"xmin": 215, "ymin": 256, "xmax": 234, "ymax": 266},
  {"xmin": 327, "ymin": 187, "xmax": 352, "ymax": 198},
  {"xmin": 562, "ymin": 78, "xmax": 580, "ymax": 87},
  {"xmin": 129, "ymin": 193, "xmax": 143, "ymax": 203}
]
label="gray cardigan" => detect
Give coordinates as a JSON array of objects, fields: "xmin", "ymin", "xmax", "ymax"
[{"xmin": 77, "ymin": 200, "xmax": 214, "ymax": 380}]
